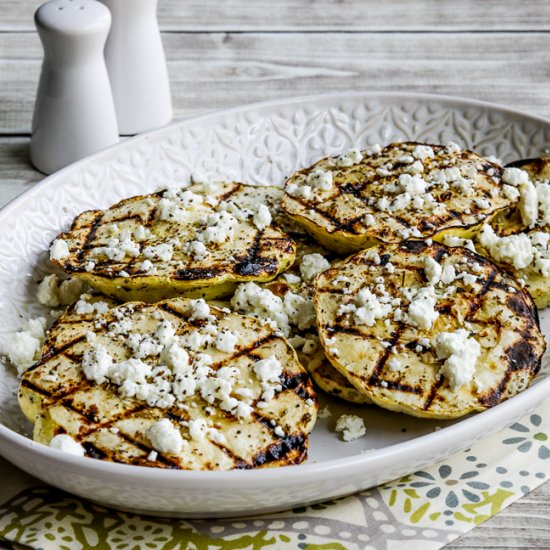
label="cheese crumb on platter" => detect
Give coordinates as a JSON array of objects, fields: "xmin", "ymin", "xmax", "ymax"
[{"xmin": 335, "ymin": 414, "xmax": 367, "ymax": 442}]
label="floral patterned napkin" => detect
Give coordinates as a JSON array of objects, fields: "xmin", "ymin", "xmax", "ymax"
[{"xmin": 1, "ymin": 398, "xmax": 549, "ymax": 550}]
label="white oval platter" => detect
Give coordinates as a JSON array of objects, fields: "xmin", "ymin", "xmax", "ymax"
[{"xmin": 0, "ymin": 92, "xmax": 549, "ymax": 518}]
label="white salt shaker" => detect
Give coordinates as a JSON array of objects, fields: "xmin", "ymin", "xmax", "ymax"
[
  {"xmin": 30, "ymin": 0, "xmax": 119, "ymax": 175},
  {"xmin": 99, "ymin": 0, "xmax": 173, "ymax": 135}
]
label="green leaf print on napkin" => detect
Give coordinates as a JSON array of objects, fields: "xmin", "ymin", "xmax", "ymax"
[{"xmin": 0, "ymin": 488, "xmax": 278, "ymax": 550}]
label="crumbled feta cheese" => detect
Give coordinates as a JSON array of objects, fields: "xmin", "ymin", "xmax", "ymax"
[
  {"xmin": 183, "ymin": 240, "xmax": 209, "ymax": 260},
  {"xmin": 5, "ymin": 319, "xmax": 46, "ymax": 375},
  {"xmin": 186, "ymin": 418, "xmax": 208, "ymax": 442},
  {"xmin": 50, "ymin": 434, "xmax": 85, "ymax": 456},
  {"xmin": 459, "ymin": 272, "xmax": 478, "ymax": 287},
  {"xmin": 446, "ymin": 142, "xmax": 461, "ymax": 154},
  {"xmin": 519, "ymin": 180, "xmax": 539, "ymax": 228},
  {"xmin": 366, "ymin": 144, "xmax": 382, "ymax": 155},
  {"xmin": 300, "ymin": 253, "xmax": 330, "ymax": 280},
  {"xmin": 353, "ymin": 287, "xmax": 392, "ymax": 327},
  {"xmin": 282, "ymin": 273, "xmax": 302, "ymax": 285},
  {"xmin": 408, "ymin": 160, "xmax": 424, "ymax": 174},
  {"xmin": 286, "ymin": 183, "xmax": 313, "ymax": 201},
  {"xmin": 50, "ymin": 239, "xmax": 70, "ymax": 261},
  {"xmin": 399, "ymin": 173, "xmax": 427, "ymax": 196},
  {"xmin": 424, "ymin": 257, "xmax": 442, "ymax": 285},
  {"xmin": 376, "ymin": 196, "xmax": 390, "ymax": 212},
  {"xmin": 479, "ymin": 225, "xmax": 534, "ymax": 269},
  {"xmin": 435, "ymin": 329, "xmax": 481, "ymax": 391},
  {"xmin": 231, "ymin": 282, "xmax": 290, "ymax": 336},
  {"xmin": 253, "ymin": 204, "xmax": 272, "ymax": 230},
  {"xmin": 196, "ymin": 211, "xmax": 237, "ymax": 245},
  {"xmin": 188, "ymin": 299, "xmax": 212, "ymax": 321},
  {"xmin": 485, "ymin": 154, "xmax": 502, "ymax": 165},
  {"xmin": 37, "ymin": 274, "xmax": 88, "ymax": 308},
  {"xmin": 390, "ymin": 192, "xmax": 411, "ymax": 211},
  {"xmin": 412, "ymin": 145, "xmax": 435, "ymax": 161},
  {"xmin": 161, "ymin": 343, "xmax": 190, "ymax": 372},
  {"xmin": 154, "ymin": 319, "xmax": 177, "ymax": 347},
  {"xmin": 146, "ymin": 419, "xmax": 183, "ymax": 454},
  {"xmin": 536, "ymin": 182, "xmax": 550, "ymax": 226},
  {"xmin": 335, "ymin": 414, "xmax": 366, "ymax": 442},
  {"xmin": 503, "ymin": 185, "xmax": 520, "ymax": 201},
  {"xmin": 502, "ymin": 167, "xmax": 529, "ymax": 187},
  {"xmin": 253, "ymin": 356, "xmax": 282, "ymax": 383},
  {"xmin": 440, "ymin": 263, "xmax": 457, "ymax": 285},
  {"xmin": 283, "ymin": 292, "xmax": 316, "ymax": 331},
  {"xmin": 442, "ymin": 235, "xmax": 477, "ymax": 253},
  {"xmin": 334, "ymin": 149, "xmax": 363, "ymax": 167},
  {"xmin": 73, "ymin": 297, "xmax": 109, "ymax": 316},
  {"xmin": 407, "ymin": 286, "xmax": 439, "ymax": 330},
  {"xmin": 134, "ymin": 224, "xmax": 152, "ymax": 242},
  {"xmin": 157, "ymin": 197, "xmax": 188, "ymax": 223},
  {"xmin": 474, "ymin": 197, "xmax": 491, "ymax": 210},
  {"xmin": 364, "ymin": 213, "xmax": 376, "ymax": 226},
  {"xmin": 138, "ymin": 259, "xmax": 156, "ymax": 273},
  {"xmin": 397, "ymin": 154, "xmax": 414, "ymax": 164},
  {"xmin": 127, "ymin": 333, "xmax": 163, "ymax": 358},
  {"xmin": 36, "ymin": 274, "xmax": 60, "ymax": 307},
  {"xmin": 143, "ymin": 243, "xmax": 173, "ymax": 262},
  {"xmin": 387, "ymin": 357, "xmax": 401, "ymax": 371},
  {"xmin": 307, "ymin": 169, "xmax": 333, "ymax": 191},
  {"xmin": 215, "ymin": 330, "xmax": 238, "ymax": 353},
  {"xmin": 273, "ymin": 425, "xmax": 285, "ymax": 438},
  {"xmin": 318, "ymin": 406, "xmax": 332, "ymax": 419},
  {"xmin": 82, "ymin": 344, "xmax": 113, "ymax": 384}
]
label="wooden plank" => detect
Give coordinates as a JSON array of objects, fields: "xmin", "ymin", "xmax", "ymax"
[
  {"xmin": 0, "ymin": 137, "xmax": 42, "ymax": 206},
  {"xmin": 448, "ymin": 481, "xmax": 550, "ymax": 548},
  {"xmin": 2, "ymin": 31, "xmax": 550, "ymax": 134},
  {"xmin": 2, "ymin": 0, "xmax": 550, "ymax": 32}
]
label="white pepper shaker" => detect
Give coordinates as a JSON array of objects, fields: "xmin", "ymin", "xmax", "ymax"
[
  {"xmin": 99, "ymin": 0, "xmax": 173, "ymax": 135},
  {"xmin": 30, "ymin": 0, "xmax": 119, "ymax": 175}
]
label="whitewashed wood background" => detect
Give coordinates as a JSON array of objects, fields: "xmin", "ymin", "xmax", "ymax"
[{"xmin": 1, "ymin": 1, "xmax": 550, "ymax": 547}]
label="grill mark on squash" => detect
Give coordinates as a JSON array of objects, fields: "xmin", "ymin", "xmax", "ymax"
[
  {"xmin": 245, "ymin": 433, "xmax": 307, "ymax": 469},
  {"xmin": 296, "ymin": 204, "xmax": 363, "ymax": 234},
  {"xmin": 209, "ymin": 439, "xmax": 247, "ymax": 469},
  {"xmin": 423, "ymin": 376, "xmax": 445, "ymax": 409},
  {"xmin": 78, "ymin": 403, "xmax": 150, "ymax": 437},
  {"xmin": 104, "ymin": 213, "xmax": 150, "ymax": 225},
  {"xmin": 367, "ymin": 327, "xmax": 404, "ymax": 386},
  {"xmin": 465, "ymin": 268, "xmax": 497, "ymax": 319},
  {"xmin": 75, "ymin": 212, "xmax": 104, "ymax": 263},
  {"xmin": 232, "ymin": 229, "xmax": 280, "ymax": 277},
  {"xmin": 380, "ymin": 380, "xmax": 423, "ymax": 394},
  {"xmin": 175, "ymin": 266, "xmax": 223, "ymax": 281},
  {"xmin": 112, "ymin": 431, "xmax": 182, "ymax": 468},
  {"xmin": 507, "ymin": 157, "xmax": 549, "ymax": 175}
]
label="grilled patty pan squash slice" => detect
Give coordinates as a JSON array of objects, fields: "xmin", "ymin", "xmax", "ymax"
[
  {"xmin": 282, "ymin": 142, "xmax": 513, "ymax": 254},
  {"xmin": 313, "ymin": 241, "xmax": 545, "ymax": 419},
  {"xmin": 20, "ymin": 297, "xmax": 317, "ymax": 470},
  {"xmin": 479, "ymin": 158, "xmax": 550, "ymax": 309},
  {"xmin": 49, "ymin": 182, "xmax": 296, "ymax": 302},
  {"xmin": 307, "ymin": 359, "xmax": 371, "ymax": 405}
]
